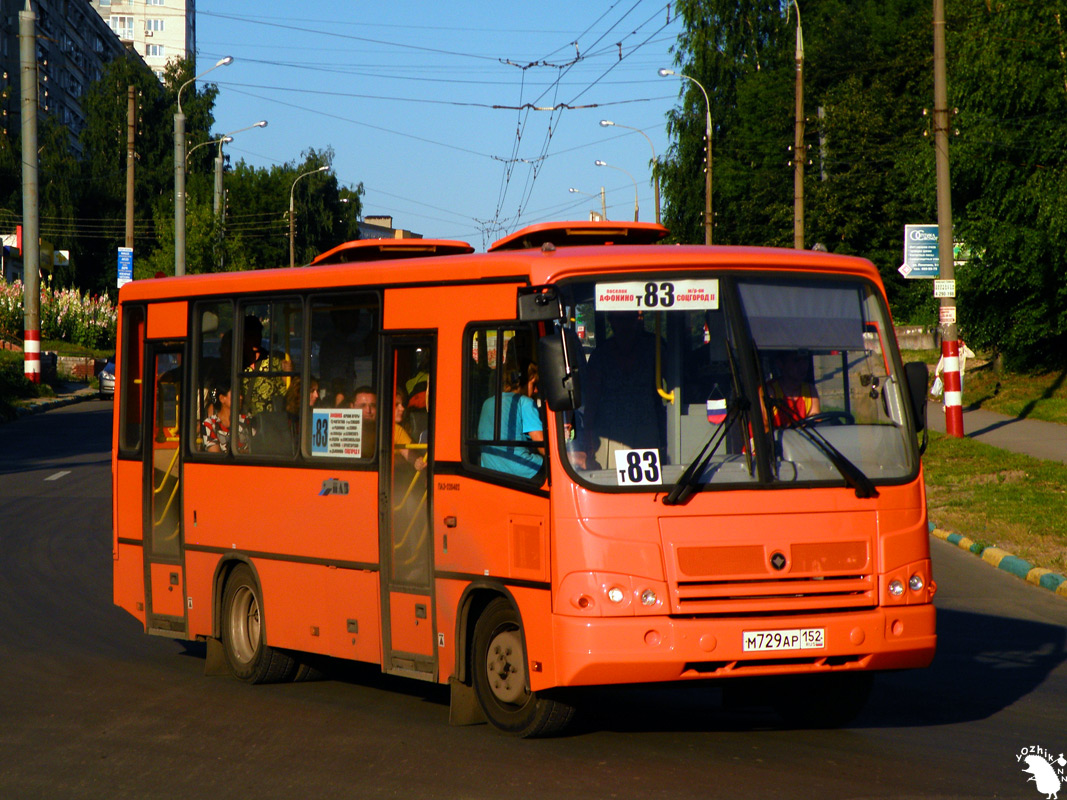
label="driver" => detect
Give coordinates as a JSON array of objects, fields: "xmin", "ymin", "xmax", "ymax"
[{"xmin": 764, "ymin": 349, "xmax": 820, "ymax": 426}]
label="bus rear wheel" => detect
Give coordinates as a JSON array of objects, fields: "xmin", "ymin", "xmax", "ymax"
[
  {"xmin": 471, "ymin": 598, "xmax": 575, "ymax": 737},
  {"xmin": 221, "ymin": 564, "xmax": 297, "ymax": 684}
]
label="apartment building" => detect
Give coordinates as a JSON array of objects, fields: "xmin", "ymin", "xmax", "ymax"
[
  {"xmin": 89, "ymin": 0, "xmax": 194, "ymax": 80},
  {"xmin": 0, "ymin": 0, "xmax": 135, "ymax": 154}
]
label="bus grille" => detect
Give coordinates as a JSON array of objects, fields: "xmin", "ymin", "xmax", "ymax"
[{"xmin": 668, "ymin": 541, "xmax": 875, "ymax": 615}]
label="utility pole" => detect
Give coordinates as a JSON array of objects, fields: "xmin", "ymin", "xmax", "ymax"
[
  {"xmin": 793, "ymin": 3, "xmax": 805, "ymax": 250},
  {"xmin": 126, "ymin": 86, "xmax": 135, "ymax": 250},
  {"xmin": 934, "ymin": 0, "xmax": 963, "ymax": 437},
  {"xmin": 20, "ymin": 0, "xmax": 40, "ymax": 383}
]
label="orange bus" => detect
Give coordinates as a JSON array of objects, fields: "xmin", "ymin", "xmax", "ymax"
[{"xmin": 112, "ymin": 221, "xmax": 935, "ymax": 736}]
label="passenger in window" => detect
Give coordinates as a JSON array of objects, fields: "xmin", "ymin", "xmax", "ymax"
[
  {"xmin": 478, "ymin": 367, "xmax": 544, "ymax": 478},
  {"xmin": 202, "ymin": 378, "xmax": 251, "ymax": 454},
  {"xmin": 405, "ymin": 349, "xmax": 430, "ymax": 410},
  {"xmin": 351, "ymin": 385, "xmax": 378, "ymax": 457},
  {"xmin": 764, "ymin": 349, "xmax": 821, "ymax": 426},
  {"xmin": 285, "ymin": 376, "xmax": 319, "ymax": 439},
  {"xmin": 393, "ymin": 388, "xmax": 426, "ymax": 473},
  {"xmin": 242, "ymin": 316, "xmax": 291, "ymax": 416}
]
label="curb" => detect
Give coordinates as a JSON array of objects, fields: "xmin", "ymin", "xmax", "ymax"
[
  {"xmin": 930, "ymin": 524, "xmax": 1067, "ymax": 599},
  {"xmin": 8, "ymin": 388, "xmax": 100, "ymax": 421}
]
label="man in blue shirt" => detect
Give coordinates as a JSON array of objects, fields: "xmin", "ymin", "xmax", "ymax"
[{"xmin": 478, "ymin": 367, "xmax": 543, "ymax": 478}]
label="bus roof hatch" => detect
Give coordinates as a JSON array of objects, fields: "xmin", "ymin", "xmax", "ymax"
[
  {"xmin": 310, "ymin": 238, "xmax": 475, "ymax": 265},
  {"xmin": 488, "ymin": 220, "xmax": 668, "ymax": 252}
]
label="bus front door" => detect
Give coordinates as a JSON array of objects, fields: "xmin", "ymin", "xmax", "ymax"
[
  {"xmin": 379, "ymin": 337, "xmax": 436, "ymax": 679},
  {"xmin": 143, "ymin": 344, "xmax": 187, "ymax": 638}
]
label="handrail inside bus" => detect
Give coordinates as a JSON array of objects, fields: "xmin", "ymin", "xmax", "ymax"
[{"xmin": 654, "ymin": 314, "xmax": 675, "ymax": 404}]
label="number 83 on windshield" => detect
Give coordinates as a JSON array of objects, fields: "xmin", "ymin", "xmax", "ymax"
[{"xmin": 614, "ymin": 449, "xmax": 662, "ymax": 486}]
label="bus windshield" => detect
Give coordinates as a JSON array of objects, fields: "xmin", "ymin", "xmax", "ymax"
[{"xmin": 558, "ymin": 273, "xmax": 917, "ymax": 492}]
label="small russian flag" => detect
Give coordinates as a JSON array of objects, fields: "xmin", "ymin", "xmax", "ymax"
[{"xmin": 706, "ymin": 395, "xmax": 727, "ymax": 425}]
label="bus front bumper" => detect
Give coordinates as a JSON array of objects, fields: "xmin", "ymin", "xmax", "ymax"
[{"xmin": 545, "ymin": 604, "xmax": 936, "ymax": 688}]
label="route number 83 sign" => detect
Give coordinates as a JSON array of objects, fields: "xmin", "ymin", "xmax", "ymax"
[{"xmin": 614, "ymin": 449, "xmax": 662, "ymax": 486}]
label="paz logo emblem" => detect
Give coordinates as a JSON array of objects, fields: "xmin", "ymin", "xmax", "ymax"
[{"xmin": 770, "ymin": 552, "xmax": 787, "ymax": 571}]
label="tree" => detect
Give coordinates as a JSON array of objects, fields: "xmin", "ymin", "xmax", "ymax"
[{"xmin": 948, "ymin": 3, "xmax": 1067, "ymax": 369}]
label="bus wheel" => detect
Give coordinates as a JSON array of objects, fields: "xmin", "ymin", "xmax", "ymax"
[
  {"xmin": 471, "ymin": 598, "xmax": 575, "ymax": 737},
  {"xmin": 221, "ymin": 564, "xmax": 297, "ymax": 684},
  {"xmin": 772, "ymin": 672, "xmax": 874, "ymax": 728}
]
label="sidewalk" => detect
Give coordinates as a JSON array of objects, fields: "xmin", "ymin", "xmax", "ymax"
[
  {"xmin": 925, "ymin": 399, "xmax": 1067, "ymax": 598},
  {"xmin": 926, "ymin": 400, "xmax": 1067, "ymax": 464}
]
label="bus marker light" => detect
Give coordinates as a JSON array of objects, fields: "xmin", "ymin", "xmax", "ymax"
[{"xmin": 575, "ymin": 595, "xmax": 593, "ymax": 610}]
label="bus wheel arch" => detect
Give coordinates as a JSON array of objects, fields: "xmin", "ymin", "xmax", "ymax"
[
  {"xmin": 218, "ymin": 561, "xmax": 297, "ymax": 684},
  {"xmin": 469, "ymin": 595, "xmax": 575, "ymax": 737}
]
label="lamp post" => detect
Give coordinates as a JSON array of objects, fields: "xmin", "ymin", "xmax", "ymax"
[
  {"xmin": 789, "ymin": 1, "xmax": 805, "ymax": 250},
  {"xmin": 595, "ymin": 160, "xmax": 639, "ymax": 222},
  {"xmin": 289, "ymin": 165, "xmax": 329, "ymax": 268},
  {"xmin": 186, "ymin": 135, "xmax": 232, "ymax": 167},
  {"xmin": 659, "ymin": 67, "xmax": 712, "ymax": 244},
  {"xmin": 175, "ymin": 55, "xmax": 232, "ymax": 276},
  {"xmin": 213, "ymin": 120, "xmax": 267, "ymax": 216},
  {"xmin": 600, "ymin": 120, "xmax": 660, "ymax": 224},
  {"xmin": 568, "ymin": 186, "xmax": 607, "ymax": 220}
]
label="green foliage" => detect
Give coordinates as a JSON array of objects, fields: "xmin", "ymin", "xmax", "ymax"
[{"xmin": 662, "ymin": 0, "xmax": 1067, "ymax": 366}]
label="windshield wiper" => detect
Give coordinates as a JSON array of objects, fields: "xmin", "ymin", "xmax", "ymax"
[
  {"xmin": 662, "ymin": 398, "xmax": 746, "ymax": 506},
  {"xmin": 782, "ymin": 419, "xmax": 879, "ymax": 499}
]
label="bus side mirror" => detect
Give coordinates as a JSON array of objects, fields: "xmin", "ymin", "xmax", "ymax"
[
  {"xmin": 538, "ymin": 329, "xmax": 583, "ymax": 411},
  {"xmin": 517, "ymin": 285, "xmax": 563, "ymax": 321},
  {"xmin": 904, "ymin": 361, "xmax": 928, "ymax": 433}
]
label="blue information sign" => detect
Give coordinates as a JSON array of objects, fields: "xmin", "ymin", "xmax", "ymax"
[{"xmin": 117, "ymin": 247, "xmax": 133, "ymax": 288}]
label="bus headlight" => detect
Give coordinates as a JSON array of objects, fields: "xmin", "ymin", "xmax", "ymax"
[
  {"xmin": 909, "ymin": 574, "xmax": 925, "ymax": 592},
  {"xmin": 888, "ymin": 579, "xmax": 905, "ymax": 597},
  {"xmin": 640, "ymin": 589, "xmax": 658, "ymax": 607},
  {"xmin": 607, "ymin": 587, "xmax": 625, "ymax": 604}
]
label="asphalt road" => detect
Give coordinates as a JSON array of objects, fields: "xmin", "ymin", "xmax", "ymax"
[{"xmin": 0, "ymin": 401, "xmax": 1064, "ymax": 799}]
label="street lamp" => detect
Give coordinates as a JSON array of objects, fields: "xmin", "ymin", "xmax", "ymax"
[
  {"xmin": 600, "ymin": 120, "xmax": 660, "ymax": 224},
  {"xmin": 595, "ymin": 160, "xmax": 639, "ymax": 222},
  {"xmin": 175, "ymin": 55, "xmax": 232, "ymax": 276},
  {"xmin": 214, "ymin": 120, "xmax": 267, "ymax": 216},
  {"xmin": 289, "ymin": 165, "xmax": 329, "ymax": 268},
  {"xmin": 659, "ymin": 67, "xmax": 712, "ymax": 244},
  {"xmin": 788, "ymin": 0, "xmax": 805, "ymax": 249},
  {"xmin": 568, "ymin": 186, "xmax": 607, "ymax": 220},
  {"xmin": 186, "ymin": 135, "xmax": 232, "ymax": 167}
]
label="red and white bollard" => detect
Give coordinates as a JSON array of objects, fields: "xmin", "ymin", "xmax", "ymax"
[
  {"xmin": 941, "ymin": 338, "xmax": 964, "ymax": 437},
  {"xmin": 23, "ymin": 328, "xmax": 40, "ymax": 384}
]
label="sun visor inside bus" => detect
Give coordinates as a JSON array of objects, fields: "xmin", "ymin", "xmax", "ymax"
[{"xmin": 738, "ymin": 282, "xmax": 864, "ymax": 350}]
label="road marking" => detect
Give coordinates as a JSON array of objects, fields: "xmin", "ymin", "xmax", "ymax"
[{"xmin": 44, "ymin": 471, "xmax": 71, "ymax": 481}]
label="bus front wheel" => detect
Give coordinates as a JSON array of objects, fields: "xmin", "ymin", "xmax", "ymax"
[
  {"xmin": 221, "ymin": 564, "xmax": 297, "ymax": 684},
  {"xmin": 471, "ymin": 598, "xmax": 575, "ymax": 737}
]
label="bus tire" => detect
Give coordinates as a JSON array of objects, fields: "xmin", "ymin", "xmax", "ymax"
[
  {"xmin": 471, "ymin": 597, "xmax": 575, "ymax": 738},
  {"xmin": 772, "ymin": 671, "xmax": 874, "ymax": 728},
  {"xmin": 221, "ymin": 564, "xmax": 297, "ymax": 684}
]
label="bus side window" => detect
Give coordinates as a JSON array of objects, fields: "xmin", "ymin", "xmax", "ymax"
[
  {"xmin": 465, "ymin": 325, "xmax": 544, "ymax": 480},
  {"xmin": 306, "ymin": 293, "xmax": 380, "ymax": 460},
  {"xmin": 192, "ymin": 302, "xmax": 234, "ymax": 455}
]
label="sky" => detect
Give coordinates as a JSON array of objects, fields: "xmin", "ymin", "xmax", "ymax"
[{"xmin": 195, "ymin": 2, "xmax": 686, "ymax": 251}]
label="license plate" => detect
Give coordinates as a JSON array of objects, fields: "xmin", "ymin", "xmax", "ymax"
[{"xmin": 742, "ymin": 627, "xmax": 825, "ymax": 652}]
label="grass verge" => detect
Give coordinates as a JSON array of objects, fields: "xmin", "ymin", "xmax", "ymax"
[{"xmin": 923, "ymin": 431, "xmax": 1067, "ymax": 574}]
